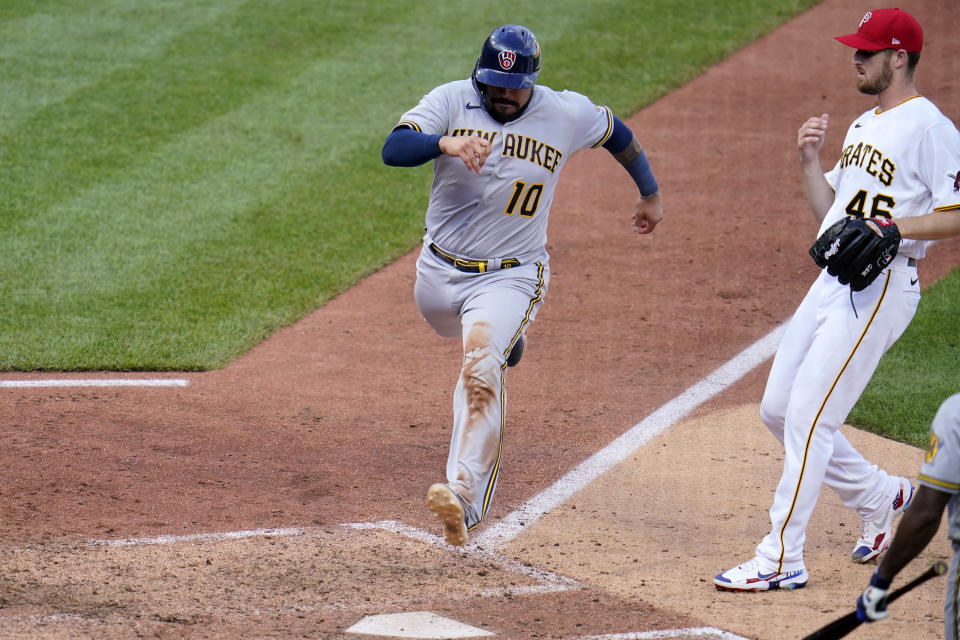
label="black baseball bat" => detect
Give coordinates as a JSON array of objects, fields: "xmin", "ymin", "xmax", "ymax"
[{"xmin": 802, "ymin": 560, "xmax": 948, "ymax": 640}]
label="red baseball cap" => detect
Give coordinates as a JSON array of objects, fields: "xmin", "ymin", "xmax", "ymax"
[{"xmin": 835, "ymin": 8, "xmax": 923, "ymax": 52}]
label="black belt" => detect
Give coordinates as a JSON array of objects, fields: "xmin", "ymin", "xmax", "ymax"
[
  {"xmin": 907, "ymin": 257, "xmax": 917, "ymax": 267},
  {"xmin": 429, "ymin": 244, "xmax": 520, "ymax": 273}
]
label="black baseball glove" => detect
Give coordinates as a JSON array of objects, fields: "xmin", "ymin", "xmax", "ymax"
[{"xmin": 809, "ymin": 215, "xmax": 901, "ymax": 292}]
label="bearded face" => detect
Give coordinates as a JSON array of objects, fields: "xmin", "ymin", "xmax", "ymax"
[
  {"xmin": 855, "ymin": 49, "xmax": 896, "ymax": 95},
  {"xmin": 483, "ymin": 84, "xmax": 534, "ymax": 123}
]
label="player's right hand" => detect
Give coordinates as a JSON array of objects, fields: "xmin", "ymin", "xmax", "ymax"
[
  {"xmin": 439, "ymin": 135, "xmax": 491, "ymax": 174},
  {"xmin": 797, "ymin": 113, "xmax": 828, "ymax": 165},
  {"xmin": 855, "ymin": 569, "xmax": 891, "ymax": 622}
]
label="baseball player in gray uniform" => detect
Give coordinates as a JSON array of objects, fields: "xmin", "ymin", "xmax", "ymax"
[
  {"xmin": 856, "ymin": 393, "xmax": 960, "ymax": 638},
  {"xmin": 716, "ymin": 8, "xmax": 960, "ymax": 591},
  {"xmin": 382, "ymin": 24, "xmax": 663, "ymax": 546}
]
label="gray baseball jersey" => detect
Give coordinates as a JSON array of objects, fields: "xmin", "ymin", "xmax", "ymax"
[
  {"xmin": 397, "ymin": 79, "xmax": 613, "ymax": 261},
  {"xmin": 920, "ymin": 393, "xmax": 960, "ymax": 543},
  {"xmin": 921, "ymin": 393, "xmax": 960, "ymax": 640}
]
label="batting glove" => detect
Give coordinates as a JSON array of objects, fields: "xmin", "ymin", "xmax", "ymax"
[{"xmin": 856, "ymin": 569, "xmax": 892, "ymax": 622}]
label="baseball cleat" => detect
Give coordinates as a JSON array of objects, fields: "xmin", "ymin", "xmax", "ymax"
[
  {"xmin": 427, "ymin": 483, "xmax": 468, "ymax": 546},
  {"xmin": 852, "ymin": 477, "xmax": 914, "ymax": 563},
  {"xmin": 506, "ymin": 334, "xmax": 525, "ymax": 367},
  {"xmin": 714, "ymin": 557, "xmax": 808, "ymax": 592}
]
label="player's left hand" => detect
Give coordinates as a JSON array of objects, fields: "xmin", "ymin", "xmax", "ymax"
[
  {"xmin": 808, "ymin": 215, "xmax": 900, "ymax": 291},
  {"xmin": 856, "ymin": 569, "xmax": 892, "ymax": 622},
  {"xmin": 632, "ymin": 192, "xmax": 662, "ymax": 234}
]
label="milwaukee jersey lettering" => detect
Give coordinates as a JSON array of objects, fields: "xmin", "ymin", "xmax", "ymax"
[
  {"xmin": 395, "ymin": 79, "xmax": 613, "ymax": 259},
  {"xmin": 500, "ymin": 133, "xmax": 563, "ymax": 172}
]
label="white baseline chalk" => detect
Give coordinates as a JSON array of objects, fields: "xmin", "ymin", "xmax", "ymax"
[
  {"xmin": 575, "ymin": 629, "xmax": 750, "ymax": 639},
  {"xmin": 89, "ymin": 526, "xmax": 309, "ymax": 547},
  {"xmin": 0, "ymin": 378, "xmax": 189, "ymax": 388}
]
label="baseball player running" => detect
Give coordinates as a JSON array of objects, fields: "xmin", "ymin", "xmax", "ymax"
[
  {"xmin": 382, "ymin": 24, "xmax": 663, "ymax": 546},
  {"xmin": 856, "ymin": 393, "xmax": 960, "ymax": 637},
  {"xmin": 715, "ymin": 8, "xmax": 960, "ymax": 591}
]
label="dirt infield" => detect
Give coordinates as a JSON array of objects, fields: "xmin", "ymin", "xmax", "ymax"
[{"xmin": 2, "ymin": 0, "xmax": 959, "ymax": 638}]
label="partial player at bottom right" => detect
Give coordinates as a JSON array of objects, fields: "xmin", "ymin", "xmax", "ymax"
[{"xmin": 856, "ymin": 393, "xmax": 960, "ymax": 637}]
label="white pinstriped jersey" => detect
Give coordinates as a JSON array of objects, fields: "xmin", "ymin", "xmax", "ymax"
[
  {"xmin": 820, "ymin": 95, "xmax": 960, "ymax": 258},
  {"xmin": 396, "ymin": 79, "xmax": 614, "ymax": 260},
  {"xmin": 920, "ymin": 394, "xmax": 960, "ymax": 543}
]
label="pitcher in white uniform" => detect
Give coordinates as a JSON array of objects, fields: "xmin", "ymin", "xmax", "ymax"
[
  {"xmin": 382, "ymin": 25, "xmax": 663, "ymax": 546},
  {"xmin": 716, "ymin": 8, "xmax": 960, "ymax": 591}
]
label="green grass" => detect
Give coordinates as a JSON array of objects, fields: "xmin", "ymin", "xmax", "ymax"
[
  {"xmin": 0, "ymin": 0, "xmax": 822, "ymax": 370},
  {"xmin": 848, "ymin": 267, "xmax": 960, "ymax": 448}
]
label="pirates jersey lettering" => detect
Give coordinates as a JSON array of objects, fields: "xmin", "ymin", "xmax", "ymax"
[{"xmin": 840, "ymin": 142, "xmax": 895, "ymax": 186}]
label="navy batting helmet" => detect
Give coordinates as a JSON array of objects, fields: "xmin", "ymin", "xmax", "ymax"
[{"xmin": 472, "ymin": 25, "xmax": 541, "ymax": 89}]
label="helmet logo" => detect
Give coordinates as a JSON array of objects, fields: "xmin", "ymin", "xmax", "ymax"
[
  {"xmin": 859, "ymin": 11, "xmax": 872, "ymax": 27},
  {"xmin": 498, "ymin": 51, "xmax": 516, "ymax": 70}
]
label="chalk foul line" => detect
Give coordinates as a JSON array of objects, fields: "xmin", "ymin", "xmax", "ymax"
[{"xmin": 0, "ymin": 378, "xmax": 189, "ymax": 388}]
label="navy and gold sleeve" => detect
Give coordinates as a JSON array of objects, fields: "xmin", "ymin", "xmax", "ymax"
[
  {"xmin": 382, "ymin": 125, "xmax": 444, "ymax": 167},
  {"xmin": 602, "ymin": 116, "xmax": 658, "ymax": 197}
]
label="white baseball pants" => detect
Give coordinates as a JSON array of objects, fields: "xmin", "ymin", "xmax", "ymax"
[
  {"xmin": 414, "ymin": 243, "xmax": 548, "ymax": 530},
  {"xmin": 756, "ymin": 254, "xmax": 920, "ymax": 571}
]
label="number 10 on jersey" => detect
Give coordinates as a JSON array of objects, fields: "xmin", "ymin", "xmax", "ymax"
[{"xmin": 504, "ymin": 180, "xmax": 544, "ymax": 217}]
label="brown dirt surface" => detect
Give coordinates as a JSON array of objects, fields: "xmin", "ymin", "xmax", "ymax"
[{"xmin": 2, "ymin": 1, "xmax": 959, "ymax": 638}]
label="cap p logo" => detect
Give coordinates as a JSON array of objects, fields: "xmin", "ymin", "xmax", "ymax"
[
  {"xmin": 498, "ymin": 50, "xmax": 516, "ymax": 70},
  {"xmin": 836, "ymin": 8, "xmax": 923, "ymax": 54}
]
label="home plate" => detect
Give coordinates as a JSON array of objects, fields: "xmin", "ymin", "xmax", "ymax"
[{"xmin": 346, "ymin": 611, "xmax": 494, "ymax": 638}]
